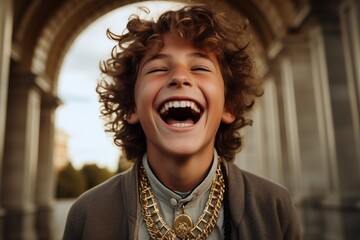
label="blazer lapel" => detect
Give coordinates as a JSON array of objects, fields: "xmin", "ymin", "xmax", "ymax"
[
  {"xmin": 224, "ymin": 161, "xmax": 246, "ymax": 238},
  {"xmin": 121, "ymin": 161, "xmax": 140, "ymax": 239}
]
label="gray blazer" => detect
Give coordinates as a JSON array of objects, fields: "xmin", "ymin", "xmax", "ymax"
[{"xmin": 63, "ymin": 161, "xmax": 301, "ymax": 239}]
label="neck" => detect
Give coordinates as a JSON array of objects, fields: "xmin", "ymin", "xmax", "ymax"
[{"xmin": 146, "ymin": 149, "xmax": 214, "ymax": 192}]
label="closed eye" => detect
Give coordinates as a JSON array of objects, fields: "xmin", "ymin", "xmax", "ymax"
[
  {"xmin": 146, "ymin": 68, "xmax": 168, "ymax": 74},
  {"xmin": 191, "ymin": 66, "xmax": 211, "ymax": 72}
]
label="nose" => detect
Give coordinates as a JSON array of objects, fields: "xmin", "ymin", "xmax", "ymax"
[{"xmin": 168, "ymin": 65, "xmax": 192, "ymax": 88}]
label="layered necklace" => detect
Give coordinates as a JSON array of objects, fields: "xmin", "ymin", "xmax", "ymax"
[{"xmin": 138, "ymin": 158, "xmax": 225, "ymax": 240}]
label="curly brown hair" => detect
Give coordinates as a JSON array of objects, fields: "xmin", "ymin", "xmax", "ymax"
[{"xmin": 96, "ymin": 4, "xmax": 263, "ymax": 162}]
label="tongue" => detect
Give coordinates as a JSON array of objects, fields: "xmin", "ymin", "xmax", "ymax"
[{"xmin": 167, "ymin": 118, "xmax": 194, "ymax": 125}]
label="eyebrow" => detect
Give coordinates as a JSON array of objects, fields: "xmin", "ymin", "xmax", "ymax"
[
  {"xmin": 142, "ymin": 54, "xmax": 170, "ymax": 67},
  {"xmin": 141, "ymin": 52, "xmax": 214, "ymax": 68},
  {"xmin": 190, "ymin": 52, "xmax": 213, "ymax": 62}
]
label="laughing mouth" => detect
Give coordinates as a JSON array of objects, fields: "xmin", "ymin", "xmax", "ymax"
[{"xmin": 159, "ymin": 100, "xmax": 203, "ymax": 127}]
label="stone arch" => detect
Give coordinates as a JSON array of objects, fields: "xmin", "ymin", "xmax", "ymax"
[
  {"xmin": 11, "ymin": 0, "xmax": 307, "ymax": 89},
  {"xmin": 6, "ymin": 0, "xmax": 359, "ymax": 239},
  {"xmin": 7, "ymin": 0, "xmax": 298, "ymax": 230},
  {"xmin": 32, "ymin": 0, "xmax": 139, "ymax": 90},
  {"xmin": 25, "ymin": 0, "xmax": 302, "ymax": 90},
  {"xmin": 8, "ymin": 0, "xmax": 353, "ymax": 239}
]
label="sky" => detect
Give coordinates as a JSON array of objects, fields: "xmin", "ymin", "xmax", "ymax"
[{"xmin": 56, "ymin": 1, "xmax": 183, "ymax": 172}]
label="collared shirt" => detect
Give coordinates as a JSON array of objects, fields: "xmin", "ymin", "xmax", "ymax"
[{"xmin": 138, "ymin": 152, "xmax": 224, "ymax": 239}]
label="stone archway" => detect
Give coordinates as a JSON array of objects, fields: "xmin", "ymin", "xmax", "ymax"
[
  {"xmin": 1, "ymin": 0, "xmax": 302, "ymax": 239},
  {"xmin": 2, "ymin": 0, "xmax": 360, "ymax": 239}
]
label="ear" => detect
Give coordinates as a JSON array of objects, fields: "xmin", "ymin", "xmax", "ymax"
[
  {"xmin": 126, "ymin": 110, "xmax": 139, "ymax": 124},
  {"xmin": 221, "ymin": 109, "xmax": 235, "ymax": 124}
]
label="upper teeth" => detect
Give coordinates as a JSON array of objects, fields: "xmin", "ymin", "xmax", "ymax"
[{"xmin": 160, "ymin": 100, "xmax": 201, "ymax": 114}]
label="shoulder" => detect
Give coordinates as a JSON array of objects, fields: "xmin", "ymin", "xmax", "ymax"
[
  {"xmin": 225, "ymin": 162, "xmax": 295, "ymax": 220},
  {"xmin": 63, "ymin": 165, "xmax": 138, "ymax": 239},
  {"xmin": 71, "ymin": 164, "xmax": 137, "ymax": 211},
  {"xmin": 73, "ymin": 174, "xmax": 122, "ymax": 208},
  {"xmin": 226, "ymin": 161, "xmax": 290, "ymax": 201},
  {"xmin": 225, "ymin": 162, "xmax": 301, "ymax": 238}
]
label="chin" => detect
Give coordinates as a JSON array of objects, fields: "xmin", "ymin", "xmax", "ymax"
[{"xmin": 164, "ymin": 142, "xmax": 213, "ymax": 158}]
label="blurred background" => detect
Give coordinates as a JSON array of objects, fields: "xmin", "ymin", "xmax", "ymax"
[{"xmin": 0, "ymin": 0, "xmax": 359, "ymax": 239}]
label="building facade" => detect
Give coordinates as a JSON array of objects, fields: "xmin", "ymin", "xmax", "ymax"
[{"xmin": 53, "ymin": 128, "xmax": 69, "ymax": 172}]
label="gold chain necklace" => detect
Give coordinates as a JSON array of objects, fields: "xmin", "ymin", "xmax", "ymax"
[{"xmin": 138, "ymin": 158, "xmax": 225, "ymax": 240}]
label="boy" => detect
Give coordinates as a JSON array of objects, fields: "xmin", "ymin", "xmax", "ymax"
[{"xmin": 63, "ymin": 4, "xmax": 301, "ymax": 240}]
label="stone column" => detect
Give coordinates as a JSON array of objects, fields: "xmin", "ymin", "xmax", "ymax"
[
  {"xmin": 1, "ymin": 72, "xmax": 42, "ymax": 240},
  {"xmin": 271, "ymin": 41, "xmax": 329, "ymax": 195},
  {"xmin": 260, "ymin": 78, "xmax": 284, "ymax": 184},
  {"xmin": 234, "ymin": 76, "xmax": 284, "ymax": 184},
  {"xmin": 0, "ymin": 0, "xmax": 13, "ymax": 235},
  {"xmin": 267, "ymin": 60, "xmax": 295, "ymax": 192},
  {"xmin": 236, "ymin": 103, "xmax": 266, "ymax": 177},
  {"xmin": 340, "ymin": 0, "xmax": 360, "ymax": 168},
  {"xmin": 35, "ymin": 94, "xmax": 61, "ymax": 239},
  {"xmin": 286, "ymin": 35, "xmax": 332, "ymax": 197},
  {"xmin": 281, "ymin": 35, "xmax": 338, "ymax": 239},
  {"xmin": 268, "ymin": 30, "xmax": 341, "ymax": 238},
  {"xmin": 309, "ymin": 1, "xmax": 360, "ymax": 239},
  {"xmin": 339, "ymin": 1, "xmax": 360, "ymax": 238}
]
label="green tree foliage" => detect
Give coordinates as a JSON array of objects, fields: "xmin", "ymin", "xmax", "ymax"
[
  {"xmin": 81, "ymin": 164, "xmax": 115, "ymax": 190},
  {"xmin": 117, "ymin": 153, "xmax": 133, "ymax": 174},
  {"xmin": 56, "ymin": 162, "xmax": 115, "ymax": 199},
  {"xmin": 56, "ymin": 162, "xmax": 86, "ymax": 199}
]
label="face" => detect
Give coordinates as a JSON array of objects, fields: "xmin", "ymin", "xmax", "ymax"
[{"xmin": 127, "ymin": 33, "xmax": 235, "ymax": 159}]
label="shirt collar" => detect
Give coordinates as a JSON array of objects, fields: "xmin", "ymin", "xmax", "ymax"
[{"xmin": 142, "ymin": 151, "xmax": 219, "ymax": 208}]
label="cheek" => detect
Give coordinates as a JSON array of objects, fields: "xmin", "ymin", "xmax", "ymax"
[
  {"xmin": 202, "ymin": 83, "xmax": 226, "ymax": 117},
  {"xmin": 207, "ymin": 78, "xmax": 226, "ymax": 102},
  {"xmin": 134, "ymin": 79, "xmax": 159, "ymax": 109}
]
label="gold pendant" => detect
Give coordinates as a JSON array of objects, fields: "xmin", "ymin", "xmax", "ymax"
[{"xmin": 173, "ymin": 214, "xmax": 193, "ymax": 239}]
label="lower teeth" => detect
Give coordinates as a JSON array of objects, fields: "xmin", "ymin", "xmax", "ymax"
[{"xmin": 171, "ymin": 123, "xmax": 193, "ymax": 127}]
